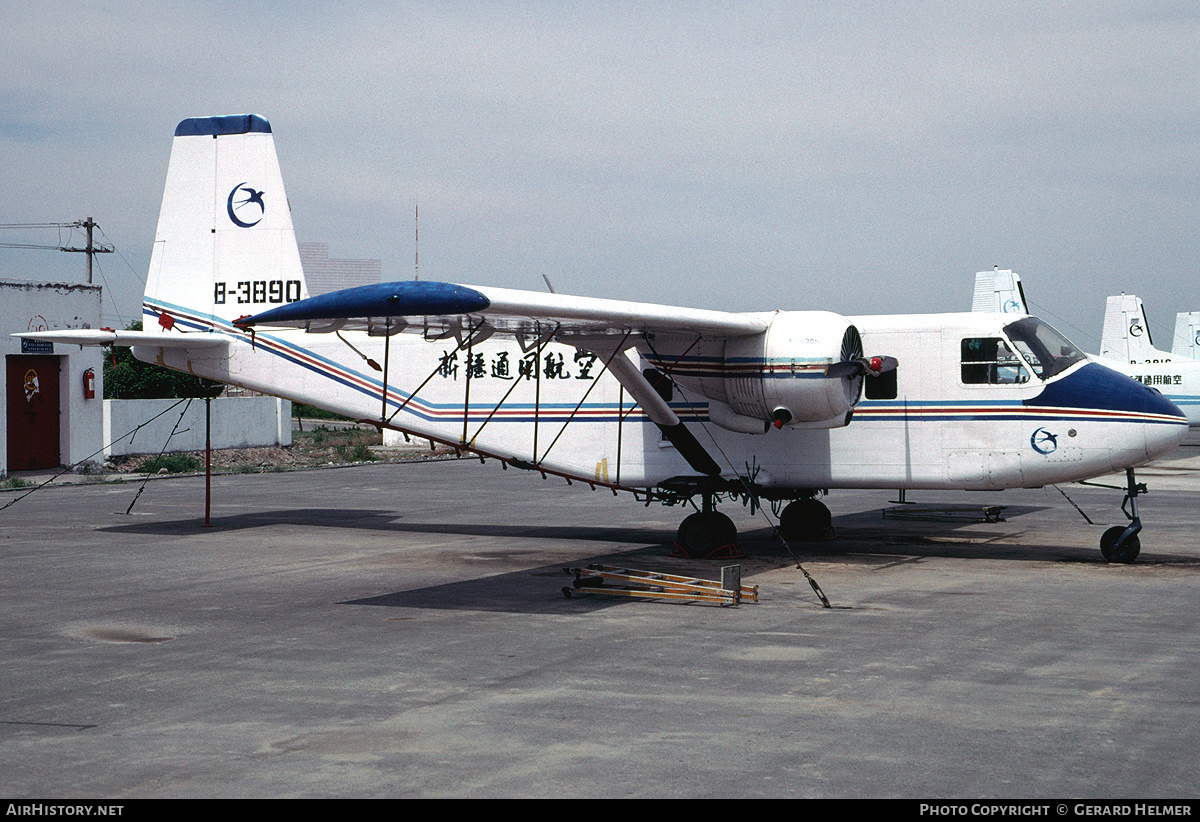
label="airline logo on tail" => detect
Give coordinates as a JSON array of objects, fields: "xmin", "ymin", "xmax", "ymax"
[{"xmin": 227, "ymin": 183, "xmax": 266, "ymax": 227}]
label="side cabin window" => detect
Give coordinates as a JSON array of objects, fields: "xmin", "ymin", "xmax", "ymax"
[{"xmin": 961, "ymin": 338, "xmax": 1029, "ymax": 385}]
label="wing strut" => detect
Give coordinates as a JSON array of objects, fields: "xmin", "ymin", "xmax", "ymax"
[
  {"xmin": 380, "ymin": 321, "xmax": 392, "ymax": 420},
  {"xmin": 656, "ymin": 423, "xmax": 722, "ymax": 476},
  {"xmin": 532, "ymin": 323, "xmax": 557, "ymax": 461},
  {"xmin": 638, "ymin": 334, "xmax": 721, "ymax": 476},
  {"xmin": 534, "ymin": 332, "xmax": 631, "ymax": 466},
  {"xmin": 600, "ymin": 341, "xmax": 721, "ymax": 477},
  {"xmin": 379, "ymin": 320, "xmax": 494, "ymax": 427}
]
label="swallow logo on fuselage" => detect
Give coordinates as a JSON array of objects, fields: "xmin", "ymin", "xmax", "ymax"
[
  {"xmin": 1030, "ymin": 427, "xmax": 1059, "ymax": 455},
  {"xmin": 227, "ymin": 183, "xmax": 265, "ymax": 228}
]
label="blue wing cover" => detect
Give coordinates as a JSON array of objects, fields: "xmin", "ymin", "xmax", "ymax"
[{"xmin": 238, "ymin": 281, "xmax": 491, "ymax": 327}]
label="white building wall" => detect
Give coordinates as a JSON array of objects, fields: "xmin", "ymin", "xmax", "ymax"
[
  {"xmin": 103, "ymin": 396, "xmax": 292, "ymax": 457},
  {"xmin": 2, "ymin": 279, "xmax": 104, "ymax": 475}
]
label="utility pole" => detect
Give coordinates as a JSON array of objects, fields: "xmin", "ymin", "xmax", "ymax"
[{"xmin": 59, "ymin": 217, "xmax": 113, "ymax": 283}]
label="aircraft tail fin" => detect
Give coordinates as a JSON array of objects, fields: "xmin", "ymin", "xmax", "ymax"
[
  {"xmin": 1172, "ymin": 312, "xmax": 1200, "ymax": 360},
  {"xmin": 143, "ymin": 114, "xmax": 308, "ymax": 331},
  {"xmin": 1100, "ymin": 294, "xmax": 1160, "ymax": 362},
  {"xmin": 971, "ymin": 268, "xmax": 1028, "ymax": 314}
]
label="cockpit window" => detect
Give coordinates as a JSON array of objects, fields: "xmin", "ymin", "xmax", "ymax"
[
  {"xmin": 961, "ymin": 338, "xmax": 1030, "ymax": 384},
  {"xmin": 1002, "ymin": 316, "xmax": 1086, "ymax": 380}
]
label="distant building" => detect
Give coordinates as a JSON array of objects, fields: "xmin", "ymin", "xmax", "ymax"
[
  {"xmin": 3, "ymin": 279, "xmax": 293, "ymax": 473},
  {"xmin": 2, "ymin": 279, "xmax": 104, "ymax": 474},
  {"xmin": 219, "ymin": 241, "xmax": 381, "ymax": 400},
  {"xmin": 298, "ymin": 243, "xmax": 381, "ymax": 296}
]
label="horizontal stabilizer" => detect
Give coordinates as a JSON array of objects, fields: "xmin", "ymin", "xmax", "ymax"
[{"xmin": 13, "ymin": 329, "xmax": 230, "ymax": 348}]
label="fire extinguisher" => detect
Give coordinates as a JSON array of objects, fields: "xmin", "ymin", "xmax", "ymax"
[{"xmin": 83, "ymin": 367, "xmax": 95, "ymax": 400}]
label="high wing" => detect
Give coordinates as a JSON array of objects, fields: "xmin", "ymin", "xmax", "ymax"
[
  {"xmin": 234, "ymin": 280, "xmax": 769, "ymax": 339},
  {"xmin": 236, "ymin": 280, "xmax": 778, "ymax": 478}
]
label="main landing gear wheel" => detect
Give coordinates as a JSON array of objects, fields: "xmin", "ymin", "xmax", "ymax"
[
  {"xmin": 779, "ymin": 498, "xmax": 833, "ymax": 541},
  {"xmin": 1100, "ymin": 526, "xmax": 1141, "ymax": 564},
  {"xmin": 1100, "ymin": 467, "xmax": 1145, "ymax": 564},
  {"xmin": 677, "ymin": 511, "xmax": 736, "ymax": 555}
]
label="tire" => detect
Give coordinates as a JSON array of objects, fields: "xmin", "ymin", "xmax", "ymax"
[
  {"xmin": 779, "ymin": 498, "xmax": 832, "ymax": 540},
  {"xmin": 1100, "ymin": 525, "xmax": 1141, "ymax": 563},
  {"xmin": 677, "ymin": 512, "xmax": 737, "ymax": 556}
]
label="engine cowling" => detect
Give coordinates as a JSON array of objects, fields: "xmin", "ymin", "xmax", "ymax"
[{"xmin": 720, "ymin": 311, "xmax": 864, "ymax": 430}]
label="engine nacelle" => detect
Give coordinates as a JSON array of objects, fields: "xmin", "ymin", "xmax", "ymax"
[{"xmin": 719, "ymin": 311, "xmax": 864, "ymax": 430}]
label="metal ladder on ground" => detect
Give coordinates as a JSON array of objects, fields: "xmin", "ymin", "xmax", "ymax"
[{"xmin": 562, "ymin": 563, "xmax": 757, "ymax": 606}]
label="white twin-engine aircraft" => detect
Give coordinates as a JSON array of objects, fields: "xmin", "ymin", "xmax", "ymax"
[{"xmin": 22, "ymin": 116, "xmax": 1188, "ymax": 564}]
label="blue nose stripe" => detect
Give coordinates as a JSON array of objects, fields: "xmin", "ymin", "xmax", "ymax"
[{"xmin": 1026, "ymin": 362, "xmax": 1186, "ymax": 421}]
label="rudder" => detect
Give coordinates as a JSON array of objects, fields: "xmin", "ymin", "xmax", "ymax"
[
  {"xmin": 144, "ymin": 114, "xmax": 308, "ymax": 331},
  {"xmin": 1172, "ymin": 312, "xmax": 1200, "ymax": 360},
  {"xmin": 971, "ymin": 268, "xmax": 1028, "ymax": 314},
  {"xmin": 1100, "ymin": 294, "xmax": 1161, "ymax": 363}
]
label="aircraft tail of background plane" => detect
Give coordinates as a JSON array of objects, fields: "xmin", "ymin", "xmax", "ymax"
[
  {"xmin": 1100, "ymin": 294, "xmax": 1163, "ymax": 363},
  {"xmin": 143, "ymin": 114, "xmax": 308, "ymax": 331},
  {"xmin": 970, "ymin": 268, "xmax": 1028, "ymax": 314},
  {"xmin": 1172, "ymin": 312, "xmax": 1200, "ymax": 360}
]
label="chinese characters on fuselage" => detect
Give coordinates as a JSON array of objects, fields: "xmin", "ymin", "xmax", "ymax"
[
  {"xmin": 1133, "ymin": 374, "xmax": 1183, "ymax": 386},
  {"xmin": 436, "ymin": 349, "xmax": 599, "ymax": 381}
]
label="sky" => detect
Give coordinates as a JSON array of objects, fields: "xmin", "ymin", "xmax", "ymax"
[{"xmin": 2, "ymin": 1, "xmax": 1198, "ymax": 353}]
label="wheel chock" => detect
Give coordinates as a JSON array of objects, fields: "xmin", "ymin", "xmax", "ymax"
[{"xmin": 670, "ymin": 541, "xmax": 746, "ymax": 559}]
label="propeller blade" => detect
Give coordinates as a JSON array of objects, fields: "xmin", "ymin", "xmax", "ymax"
[{"xmin": 826, "ymin": 355, "xmax": 898, "ymax": 379}]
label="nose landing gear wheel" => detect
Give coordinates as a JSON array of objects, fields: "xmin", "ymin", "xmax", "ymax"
[
  {"xmin": 1100, "ymin": 468, "xmax": 1145, "ymax": 563},
  {"xmin": 1100, "ymin": 525, "xmax": 1140, "ymax": 564}
]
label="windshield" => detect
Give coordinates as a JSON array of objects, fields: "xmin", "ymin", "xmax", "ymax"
[{"xmin": 1003, "ymin": 316, "xmax": 1086, "ymax": 380}]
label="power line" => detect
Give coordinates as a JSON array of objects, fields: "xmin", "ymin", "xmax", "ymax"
[
  {"xmin": 0, "ymin": 242, "xmax": 65, "ymax": 250},
  {"xmin": 0, "ymin": 222, "xmax": 81, "ymax": 229},
  {"xmin": 0, "ymin": 218, "xmax": 114, "ymax": 283}
]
